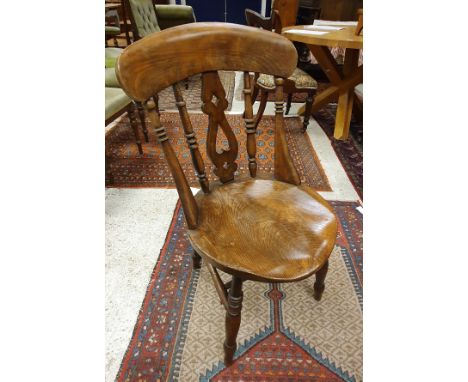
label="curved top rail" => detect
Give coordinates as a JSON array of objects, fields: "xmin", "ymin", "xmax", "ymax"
[{"xmin": 116, "ymin": 22, "xmax": 298, "ymax": 101}]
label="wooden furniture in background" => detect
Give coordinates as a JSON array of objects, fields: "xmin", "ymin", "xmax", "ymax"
[
  {"xmin": 319, "ymin": 0, "xmax": 362, "ymax": 21},
  {"xmin": 355, "ymin": 8, "xmax": 363, "ymax": 35},
  {"xmin": 272, "ymin": 0, "xmax": 300, "ymax": 27},
  {"xmin": 105, "ymin": 5, "xmax": 121, "ymax": 47},
  {"xmin": 105, "ymin": 1, "xmax": 132, "ymax": 46},
  {"xmin": 245, "ymin": 9, "xmax": 318, "ymax": 132},
  {"xmin": 116, "ymin": 22, "xmax": 337, "ymax": 366},
  {"xmin": 283, "ymin": 25, "xmax": 363, "ymax": 140},
  {"xmin": 105, "ymin": 88, "xmax": 143, "ymax": 155}
]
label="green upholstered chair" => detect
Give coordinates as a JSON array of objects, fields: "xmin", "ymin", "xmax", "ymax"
[
  {"xmin": 155, "ymin": 4, "xmax": 196, "ymax": 30},
  {"xmin": 125, "ymin": 0, "xmax": 196, "ymax": 39},
  {"xmin": 105, "ymin": 87, "xmax": 143, "ymax": 155},
  {"xmin": 105, "ymin": 48, "xmax": 149, "ymax": 142},
  {"xmin": 125, "ymin": 0, "xmax": 161, "ymax": 39},
  {"xmin": 105, "ymin": 47, "xmax": 123, "ymax": 69},
  {"xmin": 105, "ymin": 9, "xmax": 121, "ymax": 47}
]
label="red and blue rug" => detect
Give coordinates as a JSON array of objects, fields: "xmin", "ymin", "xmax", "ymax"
[{"xmin": 117, "ymin": 201, "xmax": 363, "ymax": 381}]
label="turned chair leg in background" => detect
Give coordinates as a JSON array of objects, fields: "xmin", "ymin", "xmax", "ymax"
[
  {"xmin": 192, "ymin": 250, "xmax": 202, "ymax": 269},
  {"xmin": 313, "ymin": 260, "xmax": 329, "ymax": 301},
  {"xmin": 152, "ymin": 94, "xmax": 160, "ymax": 116},
  {"xmin": 128, "ymin": 104, "xmax": 143, "ymax": 155},
  {"xmin": 285, "ymin": 93, "xmax": 293, "ymax": 115},
  {"xmin": 253, "ymin": 89, "xmax": 268, "ymax": 130},
  {"xmin": 135, "ymin": 101, "xmax": 149, "ymax": 142},
  {"xmin": 302, "ymin": 90, "xmax": 314, "ymax": 133},
  {"xmin": 224, "ymin": 276, "xmax": 243, "ymax": 366}
]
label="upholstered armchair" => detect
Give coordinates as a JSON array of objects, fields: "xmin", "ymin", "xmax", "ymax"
[
  {"xmin": 125, "ymin": 0, "xmax": 196, "ymax": 40},
  {"xmin": 106, "ymin": 47, "xmax": 149, "ymax": 143},
  {"xmin": 155, "ymin": 4, "xmax": 196, "ymax": 30}
]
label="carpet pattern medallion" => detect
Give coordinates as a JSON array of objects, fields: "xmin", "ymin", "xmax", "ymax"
[
  {"xmin": 117, "ymin": 201, "xmax": 363, "ymax": 382},
  {"xmin": 158, "ymin": 71, "xmax": 236, "ymax": 111},
  {"xmin": 106, "ymin": 113, "xmax": 331, "ymax": 191}
]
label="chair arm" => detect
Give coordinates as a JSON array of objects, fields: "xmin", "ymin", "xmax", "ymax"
[{"xmin": 155, "ymin": 5, "xmax": 196, "ymax": 30}]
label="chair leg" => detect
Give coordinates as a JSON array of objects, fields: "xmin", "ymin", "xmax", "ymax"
[
  {"xmin": 128, "ymin": 104, "xmax": 143, "ymax": 155},
  {"xmin": 253, "ymin": 89, "xmax": 268, "ymax": 130},
  {"xmin": 313, "ymin": 260, "xmax": 329, "ymax": 301},
  {"xmin": 135, "ymin": 101, "xmax": 149, "ymax": 142},
  {"xmin": 302, "ymin": 90, "xmax": 314, "ymax": 133},
  {"xmin": 152, "ymin": 94, "xmax": 160, "ymax": 116},
  {"xmin": 192, "ymin": 250, "xmax": 201, "ymax": 269},
  {"xmin": 285, "ymin": 93, "xmax": 293, "ymax": 115},
  {"xmin": 224, "ymin": 276, "xmax": 243, "ymax": 366}
]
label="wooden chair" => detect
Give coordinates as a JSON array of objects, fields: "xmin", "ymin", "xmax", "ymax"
[
  {"xmin": 105, "ymin": 87, "xmax": 143, "ymax": 155},
  {"xmin": 116, "ymin": 23, "xmax": 337, "ymax": 366},
  {"xmin": 105, "ymin": 9, "xmax": 121, "ymax": 47},
  {"xmin": 245, "ymin": 9, "xmax": 318, "ymax": 133}
]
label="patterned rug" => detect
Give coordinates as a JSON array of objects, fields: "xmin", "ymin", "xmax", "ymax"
[
  {"xmin": 106, "ymin": 113, "xmax": 331, "ymax": 191},
  {"xmin": 116, "ymin": 200, "xmax": 362, "ymax": 382},
  {"xmin": 158, "ymin": 72, "xmax": 236, "ymax": 111},
  {"xmin": 313, "ymin": 105, "xmax": 363, "ymax": 199}
]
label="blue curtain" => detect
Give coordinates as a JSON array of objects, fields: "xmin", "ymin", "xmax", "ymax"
[{"xmin": 186, "ymin": 0, "xmax": 270, "ymax": 25}]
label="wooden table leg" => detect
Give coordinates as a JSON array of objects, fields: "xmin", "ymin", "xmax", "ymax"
[{"xmin": 334, "ymin": 49, "xmax": 359, "ymax": 140}]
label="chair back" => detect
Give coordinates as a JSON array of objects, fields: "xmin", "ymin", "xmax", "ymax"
[
  {"xmin": 116, "ymin": 23, "xmax": 300, "ymax": 229},
  {"xmin": 271, "ymin": 0, "xmax": 299, "ymax": 27},
  {"xmin": 125, "ymin": 0, "xmax": 161, "ymax": 40},
  {"xmin": 245, "ymin": 9, "xmax": 282, "ymax": 34}
]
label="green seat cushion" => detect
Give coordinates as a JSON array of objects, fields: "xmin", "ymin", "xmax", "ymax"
[
  {"xmin": 105, "ymin": 88, "xmax": 131, "ymax": 120},
  {"xmin": 105, "ymin": 47, "xmax": 123, "ymax": 68},
  {"xmin": 105, "ymin": 25, "xmax": 121, "ymax": 35},
  {"xmin": 105, "ymin": 68, "xmax": 120, "ymax": 87}
]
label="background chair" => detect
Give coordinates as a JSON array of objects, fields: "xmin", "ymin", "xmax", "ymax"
[
  {"xmin": 116, "ymin": 22, "xmax": 337, "ymax": 366},
  {"xmin": 105, "ymin": 88, "xmax": 143, "ymax": 155},
  {"xmin": 245, "ymin": 9, "xmax": 318, "ymax": 133},
  {"xmin": 124, "ymin": 0, "xmax": 196, "ymax": 92},
  {"xmin": 124, "ymin": 0, "xmax": 195, "ymax": 40},
  {"xmin": 105, "ymin": 10, "xmax": 121, "ymax": 47},
  {"xmin": 105, "ymin": 47, "xmax": 149, "ymax": 143}
]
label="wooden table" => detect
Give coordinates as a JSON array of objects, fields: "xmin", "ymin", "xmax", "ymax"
[{"xmin": 282, "ymin": 25, "xmax": 363, "ymax": 140}]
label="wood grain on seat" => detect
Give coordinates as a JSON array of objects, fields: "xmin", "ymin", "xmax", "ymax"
[{"xmin": 189, "ymin": 178, "xmax": 337, "ymax": 282}]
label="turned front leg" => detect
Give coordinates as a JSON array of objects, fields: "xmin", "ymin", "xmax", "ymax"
[
  {"xmin": 224, "ymin": 276, "xmax": 243, "ymax": 366},
  {"xmin": 313, "ymin": 260, "xmax": 329, "ymax": 301}
]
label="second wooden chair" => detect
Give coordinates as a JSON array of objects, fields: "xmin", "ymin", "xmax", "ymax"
[{"xmin": 245, "ymin": 9, "xmax": 318, "ymax": 133}]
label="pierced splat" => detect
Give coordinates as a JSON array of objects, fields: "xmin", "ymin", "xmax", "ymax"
[{"xmin": 201, "ymin": 71, "xmax": 238, "ymax": 183}]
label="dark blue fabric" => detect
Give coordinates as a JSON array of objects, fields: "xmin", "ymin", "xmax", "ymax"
[{"xmin": 186, "ymin": 0, "xmax": 269, "ymax": 24}]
